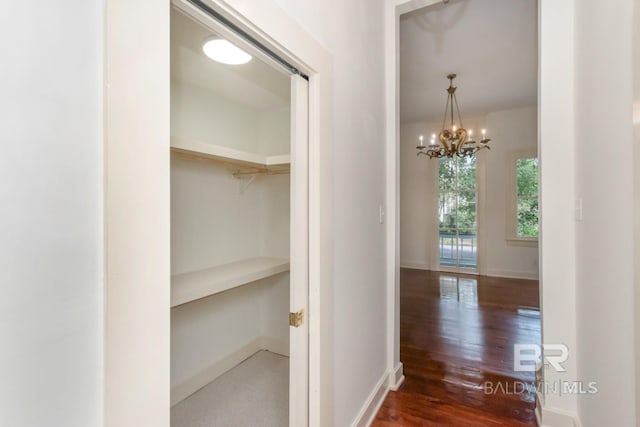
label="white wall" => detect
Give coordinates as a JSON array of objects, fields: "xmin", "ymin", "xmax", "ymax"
[
  {"xmin": 400, "ymin": 106, "xmax": 539, "ymax": 279},
  {"xmin": 574, "ymin": 0, "xmax": 636, "ymax": 425},
  {"xmin": 483, "ymin": 107, "xmax": 538, "ymax": 279},
  {"xmin": 170, "ymin": 155, "xmax": 291, "ymax": 384},
  {"xmin": 172, "ymin": 81, "xmax": 260, "ymax": 153},
  {"xmin": 170, "ymin": 156, "xmax": 290, "ymax": 273},
  {"xmin": 170, "ymin": 78, "xmax": 291, "ymax": 394},
  {"xmin": 270, "ymin": 1, "xmax": 389, "ymax": 425},
  {"xmin": 104, "ymin": 0, "xmax": 170, "ymax": 424},
  {"xmin": 171, "ymin": 80, "xmax": 290, "ymax": 156},
  {"xmin": 399, "ymin": 120, "xmax": 439, "ymax": 269},
  {"xmin": 0, "ymin": 2, "xmax": 104, "ymax": 427},
  {"xmin": 259, "ymin": 107, "xmax": 291, "ymax": 156},
  {"xmin": 634, "ymin": 0, "xmax": 640, "ymax": 421},
  {"xmin": 538, "ymin": 0, "xmax": 578, "ymax": 415}
]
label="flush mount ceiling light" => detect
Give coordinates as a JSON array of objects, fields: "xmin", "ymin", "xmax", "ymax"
[
  {"xmin": 417, "ymin": 74, "xmax": 491, "ymax": 159},
  {"xmin": 202, "ymin": 39, "xmax": 252, "ymax": 65}
]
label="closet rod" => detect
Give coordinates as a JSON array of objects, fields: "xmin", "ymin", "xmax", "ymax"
[{"xmin": 186, "ymin": 0, "xmax": 309, "ymax": 80}]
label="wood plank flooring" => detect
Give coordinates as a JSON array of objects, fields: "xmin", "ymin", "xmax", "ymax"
[{"xmin": 373, "ymin": 269, "xmax": 541, "ymax": 426}]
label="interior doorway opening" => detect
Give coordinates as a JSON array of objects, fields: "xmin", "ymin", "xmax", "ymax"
[
  {"xmin": 382, "ymin": 0, "xmax": 542, "ymax": 424},
  {"xmin": 169, "ymin": 2, "xmax": 309, "ymax": 425}
]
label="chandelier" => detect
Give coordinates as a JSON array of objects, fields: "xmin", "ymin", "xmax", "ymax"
[{"xmin": 417, "ymin": 74, "xmax": 491, "ymax": 159}]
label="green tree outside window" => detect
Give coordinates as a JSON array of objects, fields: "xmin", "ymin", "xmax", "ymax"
[{"xmin": 516, "ymin": 158, "xmax": 539, "ymax": 238}]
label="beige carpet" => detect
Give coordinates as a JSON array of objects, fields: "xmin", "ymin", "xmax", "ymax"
[{"xmin": 171, "ymin": 351, "xmax": 289, "ymax": 427}]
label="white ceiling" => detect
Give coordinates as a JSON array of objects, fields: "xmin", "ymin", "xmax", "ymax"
[
  {"xmin": 400, "ymin": 0, "xmax": 537, "ymax": 123},
  {"xmin": 171, "ymin": 8, "xmax": 290, "ymax": 111}
]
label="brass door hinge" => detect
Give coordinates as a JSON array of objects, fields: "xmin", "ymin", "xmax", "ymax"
[{"xmin": 289, "ymin": 309, "xmax": 304, "ymax": 327}]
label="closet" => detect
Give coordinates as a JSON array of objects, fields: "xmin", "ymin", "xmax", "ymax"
[{"xmin": 169, "ymin": 4, "xmax": 308, "ymax": 426}]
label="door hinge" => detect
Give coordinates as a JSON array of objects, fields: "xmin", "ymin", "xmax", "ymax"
[{"xmin": 289, "ymin": 309, "xmax": 304, "ymax": 327}]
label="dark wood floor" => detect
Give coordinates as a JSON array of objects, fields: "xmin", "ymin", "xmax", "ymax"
[{"xmin": 373, "ymin": 269, "xmax": 541, "ymax": 426}]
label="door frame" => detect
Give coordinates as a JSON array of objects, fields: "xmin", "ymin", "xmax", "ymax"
[
  {"xmin": 433, "ymin": 156, "xmax": 480, "ymax": 275},
  {"xmin": 385, "ymin": 0, "xmax": 579, "ymax": 420},
  {"xmin": 105, "ymin": 0, "xmax": 334, "ymax": 425}
]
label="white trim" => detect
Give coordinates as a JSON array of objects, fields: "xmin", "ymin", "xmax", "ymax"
[
  {"xmin": 436, "ymin": 265, "xmax": 479, "ymax": 276},
  {"xmin": 505, "ymin": 150, "xmax": 539, "ymax": 243},
  {"xmin": 170, "ymin": 336, "xmax": 288, "ymax": 406},
  {"xmin": 289, "ymin": 73, "xmax": 310, "ymax": 427},
  {"xmin": 388, "ymin": 362, "xmax": 405, "ymax": 391},
  {"xmin": 399, "ymin": 263, "xmax": 538, "ymax": 280},
  {"xmin": 104, "ymin": 1, "xmax": 171, "ymax": 425},
  {"xmin": 506, "ymin": 237, "xmax": 539, "ymax": 248},
  {"xmin": 106, "ymin": 0, "xmax": 334, "ymax": 425},
  {"xmin": 386, "ymin": 0, "xmax": 444, "ymax": 392},
  {"xmin": 349, "ymin": 371, "xmax": 390, "ymax": 427},
  {"xmin": 476, "ymin": 150, "xmax": 488, "ymax": 275},
  {"xmin": 386, "ymin": 1, "xmax": 589, "ymax": 417},
  {"xmin": 259, "ymin": 336, "xmax": 290, "ymax": 357},
  {"xmin": 573, "ymin": 415, "xmax": 583, "ymax": 427},
  {"xmin": 485, "ymin": 269, "xmax": 539, "ymax": 281},
  {"xmin": 539, "ymin": 405, "xmax": 580, "ymax": 427},
  {"xmin": 400, "ymin": 261, "xmax": 430, "ymax": 270},
  {"xmin": 536, "ymin": 391, "xmax": 581, "ymax": 427}
]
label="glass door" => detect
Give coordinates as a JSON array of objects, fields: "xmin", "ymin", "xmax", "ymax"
[{"xmin": 438, "ymin": 156, "xmax": 477, "ymax": 271}]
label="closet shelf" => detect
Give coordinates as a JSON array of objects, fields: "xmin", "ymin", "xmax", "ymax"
[
  {"xmin": 171, "ymin": 257, "xmax": 290, "ymax": 308},
  {"xmin": 171, "ymin": 136, "xmax": 290, "ymax": 170}
]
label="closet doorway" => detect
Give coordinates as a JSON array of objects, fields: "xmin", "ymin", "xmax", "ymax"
[{"xmin": 169, "ymin": 2, "xmax": 309, "ymax": 425}]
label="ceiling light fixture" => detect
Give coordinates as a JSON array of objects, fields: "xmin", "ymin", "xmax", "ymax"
[
  {"xmin": 417, "ymin": 74, "xmax": 491, "ymax": 159},
  {"xmin": 202, "ymin": 39, "xmax": 252, "ymax": 65}
]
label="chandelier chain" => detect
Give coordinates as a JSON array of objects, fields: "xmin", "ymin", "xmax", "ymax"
[{"xmin": 453, "ymin": 93, "xmax": 464, "ymax": 129}]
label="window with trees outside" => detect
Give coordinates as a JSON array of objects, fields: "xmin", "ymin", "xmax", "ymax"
[
  {"xmin": 438, "ymin": 156, "xmax": 477, "ymax": 269},
  {"xmin": 507, "ymin": 151, "xmax": 539, "ymax": 244}
]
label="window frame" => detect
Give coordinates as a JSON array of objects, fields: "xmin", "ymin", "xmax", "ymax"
[
  {"xmin": 437, "ymin": 156, "xmax": 479, "ymax": 271},
  {"xmin": 506, "ymin": 150, "xmax": 539, "ymax": 247}
]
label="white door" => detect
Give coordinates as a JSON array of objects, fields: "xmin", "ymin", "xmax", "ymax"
[{"xmin": 289, "ymin": 74, "xmax": 309, "ymax": 426}]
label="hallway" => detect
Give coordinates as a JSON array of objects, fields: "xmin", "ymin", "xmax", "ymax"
[{"xmin": 373, "ymin": 269, "xmax": 540, "ymax": 426}]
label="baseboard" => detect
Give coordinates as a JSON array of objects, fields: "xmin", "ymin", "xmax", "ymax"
[
  {"xmin": 400, "ymin": 264, "xmax": 538, "ymax": 280},
  {"xmin": 259, "ymin": 336, "xmax": 289, "ymax": 357},
  {"xmin": 171, "ymin": 336, "xmax": 288, "ymax": 406},
  {"xmin": 485, "ymin": 268, "xmax": 539, "ymax": 280},
  {"xmin": 388, "ymin": 362, "xmax": 405, "ymax": 391},
  {"xmin": 535, "ymin": 392, "xmax": 543, "ymax": 426},
  {"xmin": 350, "ymin": 371, "xmax": 390, "ymax": 427},
  {"xmin": 573, "ymin": 415, "xmax": 583, "ymax": 427},
  {"xmin": 400, "ymin": 261, "xmax": 431, "ymax": 270},
  {"xmin": 538, "ymin": 404, "xmax": 581, "ymax": 427}
]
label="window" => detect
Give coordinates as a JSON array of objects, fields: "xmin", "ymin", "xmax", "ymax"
[
  {"xmin": 507, "ymin": 151, "xmax": 539, "ymax": 245},
  {"xmin": 438, "ymin": 156, "xmax": 477, "ymax": 269}
]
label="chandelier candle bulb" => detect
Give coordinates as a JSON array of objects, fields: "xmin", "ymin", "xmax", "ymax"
[{"xmin": 419, "ymin": 135, "xmax": 424, "ymax": 147}]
